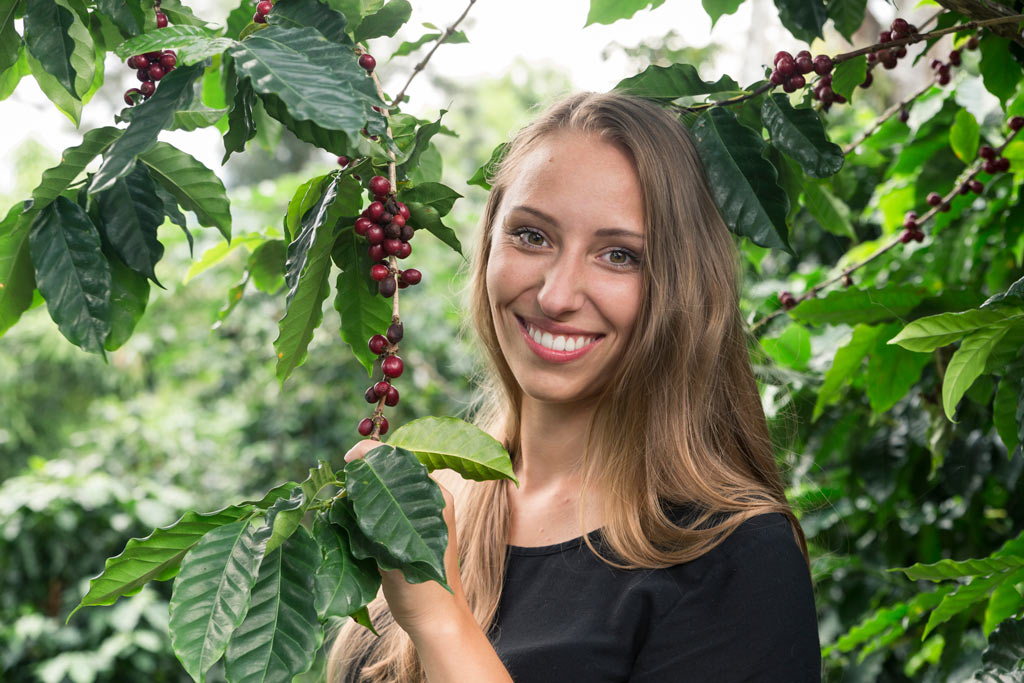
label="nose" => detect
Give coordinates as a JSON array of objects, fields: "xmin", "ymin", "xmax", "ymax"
[{"xmin": 536, "ymin": 250, "xmax": 585, "ymax": 318}]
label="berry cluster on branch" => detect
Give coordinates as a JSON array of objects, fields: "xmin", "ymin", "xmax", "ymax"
[
  {"xmin": 253, "ymin": 0, "xmax": 274, "ymax": 24},
  {"xmin": 122, "ymin": 1, "xmax": 176, "ymax": 106}
]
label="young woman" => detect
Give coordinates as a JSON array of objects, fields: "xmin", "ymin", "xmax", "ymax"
[{"xmin": 330, "ymin": 92, "xmax": 821, "ymax": 682}]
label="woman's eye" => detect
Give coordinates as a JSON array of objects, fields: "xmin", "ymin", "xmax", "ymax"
[
  {"xmin": 515, "ymin": 229, "xmax": 546, "ymax": 246},
  {"xmin": 605, "ymin": 249, "xmax": 639, "ymax": 267}
]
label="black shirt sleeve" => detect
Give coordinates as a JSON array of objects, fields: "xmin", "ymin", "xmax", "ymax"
[{"xmin": 628, "ymin": 513, "xmax": 821, "ymax": 682}]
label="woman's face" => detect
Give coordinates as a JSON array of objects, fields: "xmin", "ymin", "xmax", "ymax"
[{"xmin": 485, "ymin": 131, "xmax": 646, "ymax": 407}]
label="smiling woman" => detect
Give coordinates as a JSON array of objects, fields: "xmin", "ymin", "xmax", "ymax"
[{"xmin": 330, "ymin": 92, "xmax": 821, "ymax": 682}]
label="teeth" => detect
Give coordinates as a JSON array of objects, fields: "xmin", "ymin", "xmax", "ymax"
[
  {"xmin": 525, "ymin": 322, "xmax": 593, "ymax": 352},
  {"xmin": 553, "ymin": 335, "xmax": 566, "ymax": 351}
]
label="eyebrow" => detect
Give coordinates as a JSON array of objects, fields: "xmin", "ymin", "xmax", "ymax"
[{"xmin": 508, "ymin": 205, "xmax": 644, "ymax": 240}]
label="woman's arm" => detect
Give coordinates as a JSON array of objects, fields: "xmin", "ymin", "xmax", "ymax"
[{"xmin": 405, "ymin": 607, "xmax": 514, "ymax": 683}]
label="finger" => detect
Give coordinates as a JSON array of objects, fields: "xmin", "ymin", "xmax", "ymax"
[{"xmin": 344, "ymin": 438, "xmax": 385, "ymax": 463}]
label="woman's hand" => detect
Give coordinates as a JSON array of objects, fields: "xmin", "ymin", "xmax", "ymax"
[{"xmin": 343, "ymin": 439, "xmax": 471, "ymax": 639}]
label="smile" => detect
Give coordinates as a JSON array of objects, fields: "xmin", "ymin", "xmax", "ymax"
[{"xmin": 516, "ymin": 316, "xmax": 603, "ymax": 362}]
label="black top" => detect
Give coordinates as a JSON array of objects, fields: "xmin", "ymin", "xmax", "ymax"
[{"xmin": 486, "ymin": 512, "xmax": 821, "ymax": 682}]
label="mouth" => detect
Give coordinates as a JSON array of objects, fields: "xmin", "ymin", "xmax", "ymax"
[{"xmin": 515, "ymin": 315, "xmax": 604, "ymax": 362}]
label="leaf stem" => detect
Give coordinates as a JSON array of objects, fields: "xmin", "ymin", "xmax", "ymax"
[
  {"xmin": 842, "ymin": 79, "xmax": 934, "ymax": 155},
  {"xmin": 392, "ymin": 0, "xmax": 477, "ymax": 107}
]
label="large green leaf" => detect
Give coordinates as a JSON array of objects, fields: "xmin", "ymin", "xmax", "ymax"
[
  {"xmin": 585, "ymin": 0, "xmax": 666, "ymax": 25},
  {"xmin": 944, "ymin": 323, "xmax": 1015, "ymax": 422},
  {"xmin": 760, "ymin": 322, "xmax": 810, "ymax": 370},
  {"xmin": 29, "ymin": 127, "xmax": 122, "ymax": 217},
  {"xmin": 387, "ymin": 416, "xmax": 518, "ymax": 483},
  {"xmin": 399, "ymin": 182, "xmax": 461, "ymax": 218},
  {"xmin": 923, "ymin": 571, "xmax": 1009, "ymax": 638},
  {"xmin": 23, "ymin": 0, "xmax": 78, "ymax": 97},
  {"xmin": 392, "ymin": 29, "xmax": 467, "ymax": 57},
  {"xmin": 889, "ymin": 308, "xmax": 1021, "ymax": 353},
  {"xmin": 0, "ymin": 44, "xmax": 30, "ymax": 101},
  {"xmin": 224, "ymin": 526, "xmax": 324, "ymax": 683},
  {"xmin": 774, "ymin": 0, "xmax": 827, "ymax": 43},
  {"xmin": 395, "ymin": 112, "xmax": 448, "ymax": 178},
  {"xmin": 226, "ymin": 25, "xmax": 384, "ymax": 151},
  {"xmin": 88, "ymin": 62, "xmax": 203, "ymax": 194},
  {"xmin": 70, "ymin": 506, "xmax": 250, "ymax": 619},
  {"xmin": 248, "ymin": 239, "xmax": 286, "ymax": 294},
  {"xmin": 0, "ymin": 204, "xmax": 35, "ymax": 337},
  {"xmin": 25, "ymin": 37, "xmax": 82, "ymax": 125},
  {"xmin": 332, "ymin": 227, "xmax": 392, "ymax": 375},
  {"xmin": 258, "ymin": 92, "xmax": 359, "ymax": 158},
  {"xmin": 949, "ymin": 108, "xmax": 979, "ymax": 164},
  {"xmin": 894, "ymin": 532, "xmax": 1024, "ymax": 580},
  {"xmin": 831, "ymin": 55, "xmax": 866, "ymax": 101},
  {"xmin": 312, "ymin": 515, "xmax": 381, "ymax": 621},
  {"xmin": 790, "ymin": 285, "xmax": 925, "ymax": 326},
  {"xmin": 94, "ymin": 163, "xmax": 165, "ymax": 286},
  {"xmin": 865, "ymin": 324, "xmax": 931, "ymax": 414},
  {"xmin": 344, "ymin": 445, "xmax": 449, "ymax": 587},
  {"xmin": 222, "ymin": 59, "xmax": 256, "ymax": 163},
  {"xmin": 283, "ymin": 176, "xmax": 338, "ymax": 306},
  {"xmin": 825, "ymin": 0, "xmax": 865, "ymax": 42},
  {"xmin": 984, "ymin": 567, "xmax": 1024, "ymax": 638},
  {"xmin": 169, "ymin": 518, "xmax": 272, "ymax": 681},
  {"xmin": 761, "ymin": 94, "xmax": 843, "ymax": 178},
  {"xmin": 157, "ymin": 0, "xmax": 207, "ymax": 27},
  {"xmin": 467, "ymin": 142, "xmax": 506, "ymax": 191},
  {"xmin": 979, "ymin": 37, "xmax": 1018, "ymax": 105},
  {"xmin": 114, "ymin": 25, "xmax": 237, "ymax": 65},
  {"xmin": 993, "ymin": 369, "xmax": 1024, "ymax": 456},
  {"xmin": 94, "ymin": 0, "xmax": 144, "ymax": 37},
  {"xmin": 28, "ymin": 196, "xmax": 110, "ymax": 355},
  {"xmin": 702, "ymin": 0, "xmax": 745, "ymax": 27},
  {"xmin": 102, "ymin": 245, "xmax": 149, "ymax": 351},
  {"xmin": 691, "ymin": 108, "xmax": 790, "ymax": 252},
  {"xmin": 353, "ymin": 0, "xmax": 411, "ymax": 42},
  {"xmin": 614, "ymin": 63, "xmax": 739, "ymax": 101},
  {"xmin": 831, "ymin": 589, "xmax": 947, "ymax": 655},
  {"xmin": 405, "ymin": 201, "xmax": 462, "ymax": 256},
  {"xmin": 268, "ymin": 0, "xmax": 352, "ymax": 45},
  {"xmin": 138, "ymin": 141, "xmax": 232, "ymax": 241},
  {"xmin": 982, "ymin": 617, "xmax": 1024, "ymax": 673},
  {"xmin": 183, "ymin": 234, "xmax": 266, "ymax": 284},
  {"xmin": 812, "ymin": 323, "xmax": 882, "ymax": 421},
  {"xmin": 0, "ymin": 0, "xmax": 21, "ymax": 74},
  {"xmin": 284, "ymin": 174, "xmax": 328, "ymax": 244},
  {"xmin": 802, "ymin": 180, "xmax": 855, "ymax": 240},
  {"xmin": 262, "ymin": 461, "xmax": 338, "ymax": 556}
]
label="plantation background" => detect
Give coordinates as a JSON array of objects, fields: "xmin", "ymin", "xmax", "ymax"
[{"xmin": 2, "ymin": 0, "xmax": 1024, "ymax": 681}]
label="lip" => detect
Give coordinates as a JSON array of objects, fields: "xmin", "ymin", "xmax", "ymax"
[
  {"xmin": 516, "ymin": 316, "xmax": 603, "ymax": 363},
  {"xmin": 517, "ymin": 315, "xmax": 601, "ymax": 336}
]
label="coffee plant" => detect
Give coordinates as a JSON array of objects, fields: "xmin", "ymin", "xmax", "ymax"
[{"xmin": 2, "ymin": 0, "xmax": 1024, "ymax": 679}]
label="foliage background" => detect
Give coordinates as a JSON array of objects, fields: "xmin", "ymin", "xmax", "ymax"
[{"xmin": 2, "ymin": 0, "xmax": 1024, "ymax": 681}]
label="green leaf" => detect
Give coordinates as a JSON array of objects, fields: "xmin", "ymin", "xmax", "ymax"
[
  {"xmin": 94, "ymin": 0, "xmax": 144, "ymax": 37},
  {"xmin": 29, "ymin": 196, "xmax": 110, "ymax": 355},
  {"xmin": 702, "ymin": 0, "xmax": 745, "ymax": 27},
  {"xmin": 262, "ymin": 487, "xmax": 306, "ymax": 556},
  {"xmin": 691, "ymin": 107, "xmax": 790, "ymax": 252},
  {"xmin": 585, "ymin": 0, "xmax": 666, "ymax": 26},
  {"xmin": 58, "ymin": 0, "xmax": 95, "ymax": 101},
  {"xmin": 258, "ymin": 92, "xmax": 360, "ymax": 158},
  {"xmin": 392, "ymin": 29, "xmax": 467, "ymax": 57},
  {"xmin": 790, "ymin": 285, "xmax": 925, "ymax": 326},
  {"xmin": 354, "ymin": 0, "xmax": 411, "ymax": 42},
  {"xmin": 285, "ymin": 174, "xmax": 328, "ymax": 244},
  {"xmin": 949, "ymin": 108, "xmax": 979, "ymax": 164},
  {"xmin": 984, "ymin": 567, "xmax": 1024, "ymax": 638},
  {"xmin": 138, "ymin": 141, "xmax": 232, "ymax": 241},
  {"xmin": 312, "ymin": 515, "xmax": 381, "ymax": 621},
  {"xmin": 0, "ymin": 204, "xmax": 35, "ymax": 337},
  {"xmin": 94, "ymin": 163, "xmax": 166, "ymax": 286},
  {"xmin": 274, "ymin": 177, "xmax": 340, "ymax": 383},
  {"xmin": 102, "ymin": 245, "xmax": 149, "ymax": 351},
  {"xmin": 224, "ymin": 526, "xmax": 324, "ymax": 683},
  {"xmin": 400, "ymin": 182, "xmax": 461, "ymax": 218},
  {"xmin": 866, "ymin": 324, "xmax": 931, "ymax": 414},
  {"xmin": 760, "ymin": 322, "xmax": 811, "ymax": 370},
  {"xmin": 889, "ymin": 308, "xmax": 1021, "ymax": 353},
  {"xmin": 23, "ymin": 0, "xmax": 78, "ymax": 97},
  {"xmin": 982, "ymin": 617, "xmax": 1024, "ymax": 673},
  {"xmin": 774, "ymin": 0, "xmax": 827, "ymax": 43},
  {"xmin": 70, "ymin": 506, "xmax": 251, "ymax": 619},
  {"xmin": 0, "ymin": 44, "xmax": 30, "ymax": 101},
  {"xmin": 831, "ymin": 55, "xmax": 866, "ymax": 100},
  {"xmin": 29, "ymin": 127, "xmax": 122, "ymax": 218},
  {"xmin": 894, "ymin": 533, "xmax": 1024, "ymax": 581},
  {"xmin": 813, "ymin": 324, "xmax": 883, "ymax": 421},
  {"xmin": 344, "ymin": 445, "xmax": 449, "ymax": 587},
  {"xmin": 613, "ymin": 63, "xmax": 740, "ymax": 101},
  {"xmin": 983, "ymin": 275, "xmax": 1024, "ymax": 310},
  {"xmin": 944, "ymin": 323, "xmax": 1015, "ymax": 422},
  {"xmin": 802, "ymin": 180, "xmax": 855, "ymax": 239},
  {"xmin": 923, "ymin": 571, "xmax": 1009, "ymax": 638},
  {"xmin": 406, "ymin": 201, "xmax": 463, "ymax": 256},
  {"xmin": 227, "ymin": 25, "xmax": 384, "ymax": 152},
  {"xmin": 0, "ymin": 0, "xmax": 22, "ymax": 74},
  {"xmin": 268, "ymin": 0, "xmax": 352, "ymax": 45},
  {"xmin": 25, "ymin": 40, "xmax": 82, "ymax": 125},
  {"xmin": 993, "ymin": 369, "xmax": 1024, "ymax": 456},
  {"xmin": 247, "ymin": 239, "xmax": 286, "ymax": 294},
  {"xmin": 222, "ymin": 59, "xmax": 256, "ymax": 163},
  {"xmin": 88, "ymin": 62, "xmax": 203, "ymax": 194},
  {"xmin": 332, "ymin": 228, "xmax": 392, "ymax": 375},
  {"xmin": 396, "ymin": 112, "xmax": 447, "ymax": 179},
  {"xmin": 183, "ymin": 234, "xmax": 265, "ymax": 284},
  {"xmin": 833, "ymin": 589, "xmax": 947, "ymax": 654},
  {"xmin": 387, "ymin": 416, "xmax": 518, "ymax": 483},
  {"xmin": 467, "ymin": 142, "xmax": 507, "ymax": 190},
  {"xmin": 761, "ymin": 94, "xmax": 844, "ymax": 178},
  {"xmin": 825, "ymin": 0, "xmax": 866, "ymax": 42},
  {"xmin": 979, "ymin": 37, "xmax": 1018, "ymax": 105},
  {"xmin": 169, "ymin": 518, "xmax": 272, "ymax": 681},
  {"xmin": 157, "ymin": 0, "xmax": 208, "ymax": 27}
]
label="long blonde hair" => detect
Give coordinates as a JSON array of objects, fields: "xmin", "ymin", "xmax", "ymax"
[{"xmin": 329, "ymin": 91, "xmax": 808, "ymax": 682}]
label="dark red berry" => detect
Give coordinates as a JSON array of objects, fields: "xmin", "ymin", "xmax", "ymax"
[
  {"xmin": 773, "ymin": 51, "xmax": 793, "ymax": 65},
  {"xmin": 365, "ymin": 385, "xmax": 379, "ymax": 403},
  {"xmin": 788, "ymin": 74, "xmax": 806, "ymax": 90},
  {"xmin": 905, "ymin": 210, "xmax": 918, "ymax": 221},
  {"xmin": 777, "ymin": 56, "xmax": 796, "ymax": 78},
  {"xmin": 137, "ymin": 69, "xmax": 152, "ymax": 82},
  {"xmin": 927, "ymin": 192, "xmax": 942, "ymax": 206},
  {"xmin": 859, "ymin": 72, "xmax": 873, "ymax": 89},
  {"xmin": 370, "ymin": 264, "xmax": 390, "ymax": 281},
  {"xmin": 382, "ymin": 355, "xmax": 404, "ymax": 378},
  {"xmin": 783, "ymin": 78, "xmax": 798, "ymax": 93},
  {"xmin": 366, "ymin": 201, "xmax": 385, "ymax": 222},
  {"xmin": 377, "ymin": 211, "xmax": 393, "ymax": 226},
  {"xmin": 368, "ymin": 244, "xmax": 385, "ymax": 261},
  {"xmin": 396, "ymin": 202, "xmax": 410, "ymax": 221},
  {"xmin": 769, "ymin": 70, "xmax": 785, "ymax": 86},
  {"xmin": 139, "ymin": 81, "xmax": 156, "ymax": 96},
  {"xmin": 908, "ymin": 24, "xmax": 918, "ymax": 34},
  {"xmin": 401, "ymin": 268, "xmax": 421, "ymax": 285},
  {"xmin": 353, "ymin": 217, "xmax": 372, "ymax": 236},
  {"xmin": 890, "ymin": 29, "xmax": 906, "ymax": 41},
  {"xmin": 144, "ymin": 51, "xmax": 161, "ymax": 60},
  {"xmin": 377, "ymin": 416, "xmax": 389, "ymax": 435},
  {"xmin": 912, "ymin": 230, "xmax": 924, "ymax": 243},
  {"xmin": 779, "ymin": 291, "xmax": 797, "ymax": 310},
  {"xmin": 160, "ymin": 52, "xmax": 176, "ymax": 68},
  {"xmin": 812, "ymin": 55, "xmax": 833, "ymax": 75},
  {"xmin": 866, "ymin": 52, "xmax": 877, "ymax": 64},
  {"xmin": 882, "ymin": 53, "xmax": 898, "ymax": 69},
  {"xmin": 385, "ymin": 385, "xmax": 399, "ymax": 407},
  {"xmin": 795, "ymin": 55, "xmax": 813, "ymax": 74},
  {"xmin": 369, "ymin": 334, "xmax": 389, "ymax": 355},
  {"xmin": 358, "ymin": 418, "xmax": 374, "ymax": 436},
  {"xmin": 379, "ymin": 277, "xmax": 396, "ymax": 297},
  {"xmin": 124, "ymin": 88, "xmax": 141, "ymax": 105},
  {"xmin": 127, "ymin": 55, "xmax": 138, "ymax": 69},
  {"xmin": 1010, "ymin": 116, "xmax": 1024, "ymax": 131},
  {"xmin": 879, "ymin": 30, "xmax": 892, "ymax": 43},
  {"xmin": 369, "ymin": 175, "xmax": 390, "ymax": 196},
  {"xmin": 948, "ymin": 50, "xmax": 961, "ymax": 66},
  {"xmin": 358, "ymin": 53, "xmax": 376, "ymax": 72},
  {"xmin": 383, "ymin": 238, "xmax": 402, "ymax": 256},
  {"xmin": 366, "ymin": 225, "xmax": 385, "ymax": 244},
  {"xmin": 374, "ymin": 380, "xmax": 390, "ymax": 398},
  {"xmin": 903, "ymin": 216, "xmax": 918, "ymax": 230},
  {"xmin": 895, "ymin": 46, "xmax": 907, "ymax": 59},
  {"xmin": 930, "ymin": 59, "xmax": 943, "ymax": 71},
  {"xmin": 899, "ymin": 229, "xmax": 913, "ymax": 244},
  {"xmin": 337, "ymin": 155, "xmax": 349, "ymax": 167},
  {"xmin": 966, "ymin": 36, "xmax": 979, "ymax": 50},
  {"xmin": 891, "ymin": 18, "xmax": 909, "ymax": 34},
  {"xmin": 399, "ymin": 224, "xmax": 414, "ymax": 241},
  {"xmin": 397, "ymin": 241, "xmax": 412, "ymax": 259},
  {"xmin": 387, "ymin": 322, "xmax": 403, "ymax": 343},
  {"xmin": 257, "ymin": 0, "xmax": 273, "ymax": 15},
  {"xmin": 979, "ymin": 145, "xmax": 996, "ymax": 159},
  {"xmin": 155, "ymin": 11, "xmax": 168, "ymax": 27},
  {"xmin": 984, "ymin": 158, "xmax": 998, "ymax": 174},
  {"xmin": 959, "ymin": 183, "xmax": 970, "ymax": 195},
  {"xmin": 937, "ymin": 71, "xmax": 950, "ymax": 85},
  {"xmin": 969, "ymin": 179, "xmax": 984, "ymax": 193},
  {"xmin": 940, "ymin": 201, "xmax": 951, "ymax": 212},
  {"xmin": 253, "ymin": 11, "xmax": 266, "ymax": 23},
  {"xmin": 899, "ymin": 108, "xmax": 909, "ymax": 123},
  {"xmin": 148, "ymin": 64, "xmax": 166, "ymax": 80},
  {"xmin": 391, "ymin": 213, "xmax": 406, "ymax": 228},
  {"xmin": 384, "ymin": 222, "xmax": 401, "ymax": 239},
  {"xmin": 995, "ymin": 157, "xmax": 1011, "ymax": 172}
]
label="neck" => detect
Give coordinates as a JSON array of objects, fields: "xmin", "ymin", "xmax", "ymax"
[{"xmin": 514, "ymin": 396, "xmax": 599, "ymax": 495}]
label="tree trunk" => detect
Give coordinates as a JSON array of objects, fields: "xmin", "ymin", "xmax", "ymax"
[{"xmin": 935, "ymin": 0, "xmax": 1023, "ymax": 44}]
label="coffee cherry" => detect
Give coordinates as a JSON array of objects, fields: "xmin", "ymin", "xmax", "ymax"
[
  {"xmin": 129, "ymin": 55, "xmax": 143, "ymax": 69},
  {"xmin": 779, "ymin": 291, "xmax": 797, "ymax": 310},
  {"xmin": 769, "ymin": 70, "xmax": 785, "ymax": 86},
  {"xmin": 366, "ymin": 225, "xmax": 384, "ymax": 245},
  {"xmin": 358, "ymin": 418, "xmax": 374, "ymax": 436},
  {"xmin": 927, "ymin": 192, "xmax": 942, "ymax": 206},
  {"xmin": 366, "ymin": 201, "xmax": 385, "ymax": 222},
  {"xmin": 337, "ymin": 155, "xmax": 349, "ymax": 167},
  {"xmin": 879, "ymin": 30, "xmax": 892, "ymax": 43},
  {"xmin": 812, "ymin": 55, "xmax": 833, "ymax": 75},
  {"xmin": 894, "ymin": 46, "xmax": 907, "ymax": 59},
  {"xmin": 940, "ymin": 201, "xmax": 951, "ymax": 212},
  {"xmin": 365, "ymin": 385, "xmax": 379, "ymax": 403},
  {"xmin": 891, "ymin": 18, "xmax": 909, "ymax": 34},
  {"xmin": 903, "ymin": 216, "xmax": 918, "ymax": 230},
  {"xmin": 160, "ymin": 52, "xmax": 177, "ymax": 68},
  {"xmin": 397, "ymin": 241, "xmax": 412, "ymax": 259},
  {"xmin": 905, "ymin": 210, "xmax": 918, "ymax": 221},
  {"xmin": 401, "ymin": 268, "xmax": 422, "ymax": 285},
  {"xmin": 140, "ymin": 81, "xmax": 156, "ymax": 96},
  {"xmin": 383, "ymin": 238, "xmax": 402, "ymax": 256},
  {"xmin": 253, "ymin": 11, "xmax": 266, "ymax": 23},
  {"xmin": 148, "ymin": 64, "xmax": 166, "ymax": 80},
  {"xmin": 382, "ymin": 355, "xmax": 404, "ymax": 378},
  {"xmin": 124, "ymin": 88, "xmax": 142, "ymax": 105},
  {"xmin": 385, "ymin": 385, "xmax": 399, "ymax": 407},
  {"xmin": 899, "ymin": 108, "xmax": 909, "ymax": 123},
  {"xmin": 777, "ymin": 56, "xmax": 796, "ymax": 78},
  {"xmin": 374, "ymin": 380, "xmax": 391, "ymax": 398},
  {"xmin": 379, "ymin": 276, "xmax": 396, "ymax": 297},
  {"xmin": 881, "ymin": 52, "xmax": 898, "ymax": 69},
  {"xmin": 396, "ymin": 202, "xmax": 410, "ymax": 221},
  {"xmin": 966, "ymin": 35, "xmax": 979, "ymax": 50},
  {"xmin": 789, "ymin": 74, "xmax": 805, "ymax": 90},
  {"xmin": 399, "ymin": 224, "xmax": 414, "ymax": 242},
  {"xmin": 355, "ymin": 217, "xmax": 373, "ymax": 235},
  {"xmin": 1010, "ymin": 116, "xmax": 1024, "ymax": 131},
  {"xmin": 890, "ymin": 29, "xmax": 906, "ymax": 41},
  {"xmin": 783, "ymin": 78, "xmax": 798, "ymax": 93},
  {"xmin": 912, "ymin": 229, "xmax": 924, "ymax": 243},
  {"xmin": 391, "ymin": 213, "xmax": 406, "ymax": 228},
  {"xmin": 937, "ymin": 71, "xmax": 951, "ymax": 85},
  {"xmin": 377, "ymin": 211, "xmax": 393, "ymax": 226},
  {"xmin": 369, "ymin": 334, "xmax": 389, "ymax": 355},
  {"xmin": 774, "ymin": 50, "xmax": 793, "ymax": 65},
  {"xmin": 969, "ymin": 179, "xmax": 984, "ymax": 193},
  {"xmin": 795, "ymin": 54, "xmax": 813, "ymax": 74},
  {"xmin": 384, "ymin": 222, "xmax": 401, "ymax": 239},
  {"xmin": 368, "ymin": 244, "xmax": 385, "ymax": 261},
  {"xmin": 995, "ymin": 157, "xmax": 1011, "ymax": 172},
  {"xmin": 155, "ymin": 11, "xmax": 168, "ymax": 27},
  {"xmin": 377, "ymin": 416, "xmax": 389, "ymax": 435},
  {"xmin": 137, "ymin": 69, "xmax": 152, "ymax": 82},
  {"xmin": 370, "ymin": 264, "xmax": 390, "ymax": 281},
  {"xmin": 958, "ymin": 182, "xmax": 970, "ymax": 195},
  {"xmin": 984, "ymin": 158, "xmax": 998, "ymax": 174},
  {"xmin": 859, "ymin": 72, "xmax": 873, "ymax": 89},
  {"xmin": 867, "ymin": 52, "xmax": 878, "ymax": 64},
  {"xmin": 369, "ymin": 175, "xmax": 390, "ymax": 197},
  {"xmin": 359, "ymin": 53, "xmax": 376, "ymax": 72},
  {"xmin": 979, "ymin": 145, "xmax": 996, "ymax": 159},
  {"xmin": 949, "ymin": 49, "xmax": 961, "ymax": 66},
  {"xmin": 257, "ymin": 0, "xmax": 273, "ymax": 15},
  {"xmin": 899, "ymin": 229, "xmax": 914, "ymax": 244}
]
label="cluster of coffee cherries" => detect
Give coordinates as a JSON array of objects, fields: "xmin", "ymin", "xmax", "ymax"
[
  {"xmin": 252, "ymin": 0, "xmax": 274, "ymax": 23},
  {"xmin": 770, "ymin": 50, "xmax": 833, "ymax": 94},
  {"xmin": 354, "ymin": 176, "xmax": 421, "ymax": 296},
  {"xmin": 357, "ymin": 322, "xmax": 406, "ymax": 436},
  {"xmin": 865, "ymin": 18, "xmax": 918, "ymax": 73},
  {"xmin": 930, "ymin": 35, "xmax": 979, "ymax": 86},
  {"xmin": 122, "ymin": 4, "xmax": 175, "ymax": 105}
]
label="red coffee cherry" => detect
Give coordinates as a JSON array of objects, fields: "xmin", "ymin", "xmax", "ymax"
[
  {"xmin": 366, "ymin": 225, "xmax": 385, "ymax": 245},
  {"xmin": 253, "ymin": 11, "xmax": 266, "ymax": 23},
  {"xmin": 995, "ymin": 157, "xmax": 1011, "ymax": 172},
  {"xmin": 391, "ymin": 213, "xmax": 406, "ymax": 228},
  {"xmin": 385, "ymin": 385, "xmax": 399, "ymax": 407},
  {"xmin": 776, "ymin": 56, "xmax": 796, "ymax": 78},
  {"xmin": 968, "ymin": 179, "xmax": 984, "ymax": 193},
  {"xmin": 365, "ymin": 385, "xmax": 379, "ymax": 403},
  {"xmin": 984, "ymin": 158, "xmax": 998, "ymax": 174},
  {"xmin": 160, "ymin": 52, "xmax": 177, "ymax": 68},
  {"xmin": 140, "ymin": 81, "xmax": 156, "ymax": 96},
  {"xmin": 949, "ymin": 50, "xmax": 961, "ymax": 66},
  {"xmin": 366, "ymin": 201, "xmax": 385, "ymax": 222},
  {"xmin": 773, "ymin": 51, "xmax": 793, "ymax": 65},
  {"xmin": 337, "ymin": 155, "xmax": 350, "ymax": 167},
  {"xmin": 966, "ymin": 35, "xmax": 979, "ymax": 50},
  {"xmin": 812, "ymin": 55, "xmax": 833, "ymax": 75},
  {"xmin": 979, "ymin": 145, "xmax": 996, "ymax": 159},
  {"xmin": 397, "ymin": 241, "xmax": 412, "ymax": 259},
  {"xmin": 148, "ymin": 64, "xmax": 166, "ymax": 80},
  {"xmin": 382, "ymin": 355, "xmax": 404, "ymax": 378},
  {"xmin": 401, "ymin": 268, "xmax": 422, "ymax": 285},
  {"xmin": 377, "ymin": 416, "xmax": 389, "ymax": 435},
  {"xmin": 788, "ymin": 74, "xmax": 806, "ymax": 90},
  {"xmin": 137, "ymin": 69, "xmax": 152, "ymax": 82},
  {"xmin": 374, "ymin": 381, "xmax": 391, "ymax": 398},
  {"xmin": 1010, "ymin": 116, "xmax": 1024, "ymax": 131},
  {"xmin": 377, "ymin": 211, "xmax": 393, "ymax": 226},
  {"xmin": 795, "ymin": 55, "xmax": 813, "ymax": 74},
  {"xmin": 358, "ymin": 53, "xmax": 376, "ymax": 72},
  {"xmin": 387, "ymin": 322, "xmax": 404, "ymax": 343},
  {"xmin": 369, "ymin": 175, "xmax": 391, "ymax": 197},
  {"xmin": 927, "ymin": 192, "xmax": 942, "ymax": 206},
  {"xmin": 355, "ymin": 217, "xmax": 373, "ymax": 235},
  {"xmin": 369, "ymin": 334, "xmax": 389, "ymax": 355},
  {"xmin": 779, "ymin": 291, "xmax": 797, "ymax": 310},
  {"xmin": 367, "ymin": 244, "xmax": 385, "ymax": 261},
  {"xmin": 358, "ymin": 418, "xmax": 374, "ymax": 436},
  {"xmin": 257, "ymin": 0, "xmax": 273, "ymax": 15},
  {"xmin": 124, "ymin": 88, "xmax": 141, "ymax": 105},
  {"xmin": 769, "ymin": 70, "xmax": 785, "ymax": 86},
  {"xmin": 370, "ymin": 264, "xmax": 390, "ymax": 281},
  {"xmin": 384, "ymin": 222, "xmax": 401, "ymax": 239},
  {"xmin": 400, "ymin": 224, "xmax": 414, "ymax": 242},
  {"xmin": 383, "ymin": 238, "xmax": 402, "ymax": 256},
  {"xmin": 155, "ymin": 11, "xmax": 168, "ymax": 27},
  {"xmin": 899, "ymin": 229, "xmax": 914, "ymax": 244},
  {"xmin": 396, "ymin": 202, "xmax": 410, "ymax": 220},
  {"xmin": 379, "ymin": 277, "xmax": 397, "ymax": 297},
  {"xmin": 891, "ymin": 18, "xmax": 909, "ymax": 34}
]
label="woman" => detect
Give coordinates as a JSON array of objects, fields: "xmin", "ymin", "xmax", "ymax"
[{"xmin": 330, "ymin": 92, "xmax": 821, "ymax": 682}]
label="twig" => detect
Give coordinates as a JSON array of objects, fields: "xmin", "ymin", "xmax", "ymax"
[
  {"xmin": 843, "ymin": 79, "xmax": 934, "ymax": 154},
  {"xmin": 392, "ymin": 0, "xmax": 476, "ymax": 106}
]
